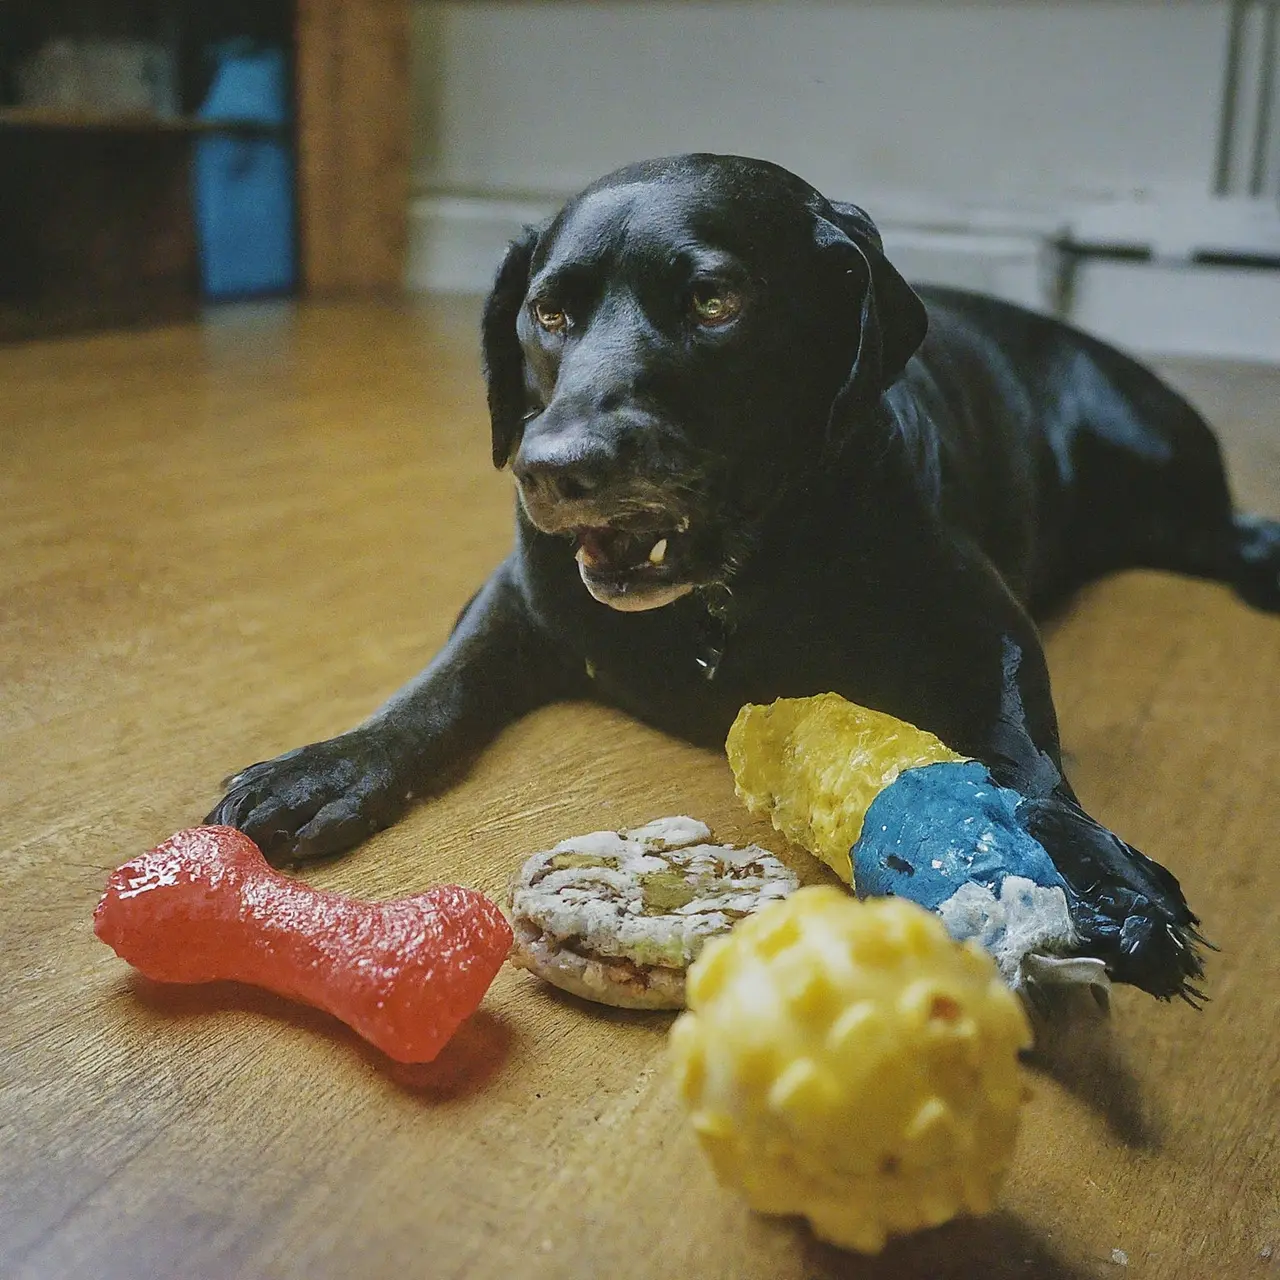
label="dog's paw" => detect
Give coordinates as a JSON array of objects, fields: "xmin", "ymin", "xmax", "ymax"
[{"xmin": 205, "ymin": 728, "xmax": 417, "ymax": 865}]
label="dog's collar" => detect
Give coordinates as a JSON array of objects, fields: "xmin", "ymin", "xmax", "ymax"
[{"xmin": 694, "ymin": 584, "xmax": 737, "ymax": 680}]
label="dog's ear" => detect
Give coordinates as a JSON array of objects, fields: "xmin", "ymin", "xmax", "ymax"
[
  {"xmin": 482, "ymin": 224, "xmax": 541, "ymax": 469},
  {"xmin": 816, "ymin": 201, "xmax": 928, "ymax": 417}
]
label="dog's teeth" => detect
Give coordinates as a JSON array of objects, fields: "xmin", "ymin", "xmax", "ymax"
[{"xmin": 649, "ymin": 538, "xmax": 668, "ymax": 565}]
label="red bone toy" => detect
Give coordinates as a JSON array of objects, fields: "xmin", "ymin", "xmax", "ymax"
[{"xmin": 94, "ymin": 826, "xmax": 513, "ymax": 1063}]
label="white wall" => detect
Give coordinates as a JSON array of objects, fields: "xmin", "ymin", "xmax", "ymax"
[
  {"xmin": 408, "ymin": 1, "xmax": 1280, "ymax": 361},
  {"xmin": 412, "ymin": 1, "xmax": 1228, "ymax": 205}
]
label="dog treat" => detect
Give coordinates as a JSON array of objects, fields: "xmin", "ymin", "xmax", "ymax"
[
  {"xmin": 508, "ymin": 816, "xmax": 799, "ymax": 1009},
  {"xmin": 94, "ymin": 826, "xmax": 512, "ymax": 1063},
  {"xmin": 727, "ymin": 694, "xmax": 965, "ymax": 882},
  {"xmin": 669, "ymin": 886, "xmax": 1032, "ymax": 1253}
]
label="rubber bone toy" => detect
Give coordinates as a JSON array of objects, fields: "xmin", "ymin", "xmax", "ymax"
[{"xmin": 94, "ymin": 826, "xmax": 513, "ymax": 1063}]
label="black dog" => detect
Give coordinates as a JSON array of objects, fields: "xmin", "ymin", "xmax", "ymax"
[{"xmin": 209, "ymin": 154, "xmax": 1280, "ymax": 999}]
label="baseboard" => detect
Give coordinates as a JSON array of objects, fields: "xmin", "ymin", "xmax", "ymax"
[
  {"xmin": 1068, "ymin": 195, "xmax": 1280, "ymax": 262},
  {"xmin": 1069, "ymin": 260, "xmax": 1280, "ymax": 362},
  {"xmin": 880, "ymin": 227, "xmax": 1061, "ymax": 314},
  {"xmin": 406, "ymin": 194, "xmax": 556, "ymax": 294}
]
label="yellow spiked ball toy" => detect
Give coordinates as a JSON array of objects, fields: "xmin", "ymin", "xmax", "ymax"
[{"xmin": 669, "ymin": 886, "xmax": 1032, "ymax": 1253}]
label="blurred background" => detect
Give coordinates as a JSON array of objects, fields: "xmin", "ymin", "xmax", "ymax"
[{"xmin": 1, "ymin": 0, "xmax": 1278, "ymax": 360}]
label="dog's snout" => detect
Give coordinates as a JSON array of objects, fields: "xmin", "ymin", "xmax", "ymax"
[
  {"xmin": 548, "ymin": 471, "xmax": 594, "ymax": 503},
  {"xmin": 514, "ymin": 437, "xmax": 615, "ymax": 507}
]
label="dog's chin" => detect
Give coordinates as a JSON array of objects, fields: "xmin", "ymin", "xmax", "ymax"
[{"xmin": 577, "ymin": 560, "xmax": 695, "ymax": 612}]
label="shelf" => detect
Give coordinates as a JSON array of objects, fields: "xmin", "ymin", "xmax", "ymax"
[{"xmin": 0, "ymin": 106, "xmax": 285, "ymax": 136}]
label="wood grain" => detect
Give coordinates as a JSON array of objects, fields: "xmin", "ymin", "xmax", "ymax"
[{"xmin": 1, "ymin": 299, "xmax": 1276, "ymax": 1280}]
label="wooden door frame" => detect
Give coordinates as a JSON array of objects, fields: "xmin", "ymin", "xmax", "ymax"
[{"xmin": 296, "ymin": 0, "xmax": 410, "ymax": 295}]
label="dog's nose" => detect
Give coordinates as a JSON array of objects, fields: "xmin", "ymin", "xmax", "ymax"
[{"xmin": 513, "ymin": 437, "xmax": 615, "ymax": 505}]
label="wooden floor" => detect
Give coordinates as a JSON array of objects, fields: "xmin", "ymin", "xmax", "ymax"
[{"xmin": 2, "ymin": 300, "xmax": 1277, "ymax": 1280}]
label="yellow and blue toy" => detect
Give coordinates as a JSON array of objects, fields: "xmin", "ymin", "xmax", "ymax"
[{"xmin": 728, "ymin": 675, "xmax": 1206, "ymax": 1002}]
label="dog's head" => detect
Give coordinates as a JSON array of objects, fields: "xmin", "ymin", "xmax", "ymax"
[{"xmin": 482, "ymin": 153, "xmax": 927, "ymax": 612}]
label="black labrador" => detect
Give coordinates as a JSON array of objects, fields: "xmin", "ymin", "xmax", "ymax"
[{"xmin": 209, "ymin": 154, "xmax": 1280, "ymax": 1000}]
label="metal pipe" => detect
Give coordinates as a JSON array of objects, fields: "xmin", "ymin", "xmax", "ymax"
[
  {"xmin": 1216, "ymin": 0, "xmax": 1247, "ymax": 195},
  {"xmin": 1249, "ymin": 2, "xmax": 1277, "ymax": 196}
]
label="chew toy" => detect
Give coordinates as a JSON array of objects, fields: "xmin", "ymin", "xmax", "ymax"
[
  {"xmin": 507, "ymin": 816, "xmax": 799, "ymax": 1009},
  {"xmin": 727, "ymin": 692, "xmax": 966, "ymax": 880},
  {"xmin": 727, "ymin": 643, "xmax": 1205, "ymax": 1001},
  {"xmin": 669, "ymin": 886, "xmax": 1032, "ymax": 1253},
  {"xmin": 94, "ymin": 826, "xmax": 513, "ymax": 1063}
]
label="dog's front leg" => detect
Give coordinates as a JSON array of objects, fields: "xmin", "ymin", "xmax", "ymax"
[
  {"xmin": 972, "ymin": 630, "xmax": 1205, "ymax": 999},
  {"xmin": 207, "ymin": 560, "xmax": 575, "ymax": 864}
]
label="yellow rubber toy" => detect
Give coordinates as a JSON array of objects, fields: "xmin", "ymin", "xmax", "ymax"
[
  {"xmin": 669, "ymin": 886, "xmax": 1032, "ymax": 1253},
  {"xmin": 726, "ymin": 695, "xmax": 966, "ymax": 884}
]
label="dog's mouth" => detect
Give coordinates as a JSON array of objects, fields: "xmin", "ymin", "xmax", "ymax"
[{"xmin": 572, "ymin": 518, "xmax": 700, "ymax": 611}]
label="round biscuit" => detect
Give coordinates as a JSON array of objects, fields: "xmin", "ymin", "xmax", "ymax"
[{"xmin": 508, "ymin": 816, "xmax": 799, "ymax": 1009}]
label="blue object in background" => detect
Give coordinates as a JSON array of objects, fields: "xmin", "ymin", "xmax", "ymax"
[{"xmin": 193, "ymin": 43, "xmax": 296, "ymax": 300}]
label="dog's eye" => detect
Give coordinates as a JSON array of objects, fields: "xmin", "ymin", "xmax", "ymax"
[
  {"xmin": 690, "ymin": 286, "xmax": 741, "ymax": 327},
  {"xmin": 531, "ymin": 300, "xmax": 568, "ymax": 333}
]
